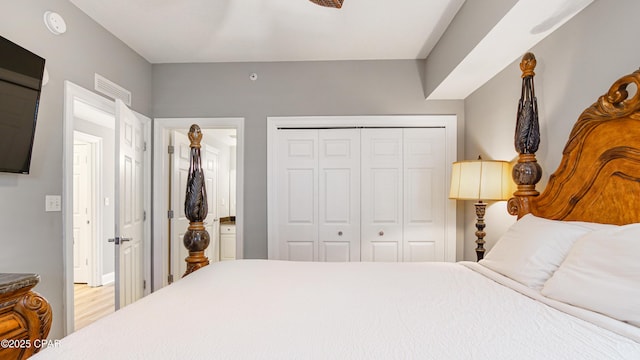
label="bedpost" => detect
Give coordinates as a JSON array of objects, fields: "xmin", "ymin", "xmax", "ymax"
[
  {"xmin": 508, "ymin": 53, "xmax": 542, "ymax": 218},
  {"xmin": 183, "ymin": 124, "xmax": 210, "ymax": 277}
]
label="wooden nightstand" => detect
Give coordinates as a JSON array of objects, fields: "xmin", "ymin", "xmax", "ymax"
[{"xmin": 0, "ymin": 274, "xmax": 52, "ymax": 360}]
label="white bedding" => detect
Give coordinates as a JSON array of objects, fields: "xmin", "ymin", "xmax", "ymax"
[{"xmin": 34, "ymin": 260, "xmax": 640, "ymax": 359}]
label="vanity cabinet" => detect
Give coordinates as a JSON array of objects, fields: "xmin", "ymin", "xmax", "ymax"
[{"xmin": 220, "ymin": 224, "xmax": 236, "ymax": 261}]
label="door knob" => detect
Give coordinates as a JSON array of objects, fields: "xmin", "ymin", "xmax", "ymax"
[{"xmin": 108, "ymin": 237, "xmax": 132, "ymax": 244}]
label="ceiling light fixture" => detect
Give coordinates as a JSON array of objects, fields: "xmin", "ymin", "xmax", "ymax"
[{"xmin": 309, "ymin": 0, "xmax": 344, "ymax": 9}]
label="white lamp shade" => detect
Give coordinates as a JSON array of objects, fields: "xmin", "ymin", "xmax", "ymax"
[{"xmin": 449, "ymin": 159, "xmax": 512, "ymax": 201}]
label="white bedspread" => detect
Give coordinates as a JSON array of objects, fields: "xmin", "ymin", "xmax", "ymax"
[{"xmin": 35, "ymin": 260, "xmax": 640, "ymax": 359}]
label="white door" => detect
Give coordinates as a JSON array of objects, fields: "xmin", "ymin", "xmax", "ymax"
[
  {"xmin": 73, "ymin": 142, "xmax": 92, "ymax": 283},
  {"xmin": 114, "ymin": 100, "xmax": 147, "ymax": 309},
  {"xmin": 402, "ymin": 128, "xmax": 447, "ymax": 261},
  {"xmin": 202, "ymin": 145, "xmax": 220, "ymax": 262},
  {"xmin": 361, "ymin": 129, "xmax": 404, "ymax": 262},
  {"xmin": 276, "ymin": 130, "xmax": 319, "ymax": 261},
  {"xmin": 170, "ymin": 131, "xmax": 192, "ymax": 279},
  {"xmin": 318, "ymin": 129, "xmax": 361, "ymax": 261},
  {"xmin": 273, "ymin": 126, "xmax": 449, "ymax": 263}
]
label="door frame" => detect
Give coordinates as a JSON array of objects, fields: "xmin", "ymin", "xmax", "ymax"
[
  {"xmin": 73, "ymin": 131, "xmax": 103, "ymax": 287},
  {"xmin": 152, "ymin": 117, "xmax": 245, "ymax": 290},
  {"xmin": 63, "ymin": 81, "xmax": 151, "ymax": 335},
  {"xmin": 266, "ymin": 115, "xmax": 458, "ymax": 262}
]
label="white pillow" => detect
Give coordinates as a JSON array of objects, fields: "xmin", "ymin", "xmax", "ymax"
[
  {"xmin": 479, "ymin": 214, "xmax": 593, "ymax": 290},
  {"xmin": 541, "ymin": 223, "xmax": 640, "ymax": 327}
]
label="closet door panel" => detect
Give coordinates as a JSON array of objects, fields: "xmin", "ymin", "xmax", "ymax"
[
  {"xmin": 319, "ymin": 129, "xmax": 360, "ymax": 262},
  {"xmin": 372, "ymin": 242, "xmax": 399, "ymax": 262},
  {"xmin": 361, "ymin": 129, "xmax": 403, "ymax": 262},
  {"xmin": 403, "ymin": 128, "xmax": 447, "ymax": 261},
  {"xmin": 277, "ymin": 130, "xmax": 319, "ymax": 261}
]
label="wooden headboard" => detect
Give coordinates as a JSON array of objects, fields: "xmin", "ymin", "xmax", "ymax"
[{"xmin": 508, "ymin": 53, "xmax": 640, "ymax": 225}]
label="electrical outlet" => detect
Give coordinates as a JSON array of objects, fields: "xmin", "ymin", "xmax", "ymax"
[{"xmin": 45, "ymin": 195, "xmax": 62, "ymax": 212}]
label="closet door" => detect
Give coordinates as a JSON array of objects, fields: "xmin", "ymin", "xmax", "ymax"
[
  {"xmin": 275, "ymin": 126, "xmax": 448, "ymax": 262},
  {"xmin": 276, "ymin": 130, "xmax": 319, "ymax": 261},
  {"xmin": 360, "ymin": 129, "xmax": 403, "ymax": 262},
  {"xmin": 318, "ymin": 129, "xmax": 361, "ymax": 261},
  {"xmin": 403, "ymin": 128, "xmax": 446, "ymax": 261}
]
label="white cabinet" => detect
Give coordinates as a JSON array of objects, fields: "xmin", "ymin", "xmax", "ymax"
[
  {"xmin": 273, "ymin": 127, "xmax": 448, "ymax": 262},
  {"xmin": 220, "ymin": 224, "xmax": 236, "ymax": 261}
]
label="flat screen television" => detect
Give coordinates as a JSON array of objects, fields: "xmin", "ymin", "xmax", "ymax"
[{"xmin": 0, "ymin": 35, "xmax": 45, "ymax": 174}]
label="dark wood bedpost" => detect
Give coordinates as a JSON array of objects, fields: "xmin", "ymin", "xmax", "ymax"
[
  {"xmin": 508, "ymin": 53, "xmax": 542, "ymax": 218},
  {"xmin": 183, "ymin": 124, "xmax": 210, "ymax": 277}
]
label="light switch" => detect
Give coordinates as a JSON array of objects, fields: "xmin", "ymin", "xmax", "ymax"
[{"xmin": 45, "ymin": 195, "xmax": 62, "ymax": 212}]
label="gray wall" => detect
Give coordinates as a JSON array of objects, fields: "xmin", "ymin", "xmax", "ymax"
[
  {"xmin": 0, "ymin": 0, "xmax": 151, "ymax": 338},
  {"xmin": 152, "ymin": 60, "xmax": 465, "ymax": 259},
  {"xmin": 463, "ymin": 0, "xmax": 640, "ymax": 260}
]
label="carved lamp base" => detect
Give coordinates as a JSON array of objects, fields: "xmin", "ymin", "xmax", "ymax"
[{"xmin": 474, "ymin": 201, "xmax": 487, "ymax": 261}]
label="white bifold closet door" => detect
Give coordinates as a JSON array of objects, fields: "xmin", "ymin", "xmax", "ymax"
[
  {"xmin": 319, "ymin": 129, "xmax": 361, "ymax": 262},
  {"xmin": 360, "ymin": 129, "xmax": 403, "ymax": 262},
  {"xmin": 276, "ymin": 129, "xmax": 360, "ymax": 261},
  {"xmin": 276, "ymin": 127, "xmax": 445, "ymax": 262},
  {"xmin": 360, "ymin": 128, "xmax": 446, "ymax": 262},
  {"xmin": 276, "ymin": 130, "xmax": 318, "ymax": 261}
]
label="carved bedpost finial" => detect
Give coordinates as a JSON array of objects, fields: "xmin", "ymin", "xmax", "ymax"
[
  {"xmin": 520, "ymin": 52, "xmax": 536, "ymax": 78},
  {"xmin": 183, "ymin": 124, "xmax": 210, "ymax": 277},
  {"xmin": 188, "ymin": 124, "xmax": 203, "ymax": 149},
  {"xmin": 508, "ymin": 53, "xmax": 542, "ymax": 218}
]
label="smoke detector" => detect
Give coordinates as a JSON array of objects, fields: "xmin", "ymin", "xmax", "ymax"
[{"xmin": 44, "ymin": 11, "xmax": 67, "ymax": 35}]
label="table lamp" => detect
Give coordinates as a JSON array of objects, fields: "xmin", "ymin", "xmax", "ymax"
[{"xmin": 449, "ymin": 157, "xmax": 511, "ymax": 261}]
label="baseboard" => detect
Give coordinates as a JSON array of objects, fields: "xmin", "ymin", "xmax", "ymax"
[{"xmin": 102, "ymin": 272, "xmax": 115, "ymax": 285}]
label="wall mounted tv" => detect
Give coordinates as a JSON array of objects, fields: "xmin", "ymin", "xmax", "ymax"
[{"xmin": 0, "ymin": 35, "xmax": 45, "ymax": 174}]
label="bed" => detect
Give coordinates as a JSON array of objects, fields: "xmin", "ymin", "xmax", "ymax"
[{"xmin": 32, "ymin": 54, "xmax": 640, "ymax": 359}]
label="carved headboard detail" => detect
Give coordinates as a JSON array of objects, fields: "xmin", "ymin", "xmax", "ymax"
[{"xmin": 509, "ymin": 55, "xmax": 640, "ymax": 225}]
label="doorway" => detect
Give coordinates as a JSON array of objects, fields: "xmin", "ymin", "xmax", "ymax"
[
  {"xmin": 63, "ymin": 81, "xmax": 151, "ymax": 334},
  {"xmin": 72, "ymin": 132, "xmax": 117, "ymax": 329},
  {"xmin": 72, "ymin": 114, "xmax": 115, "ymax": 332},
  {"xmin": 72, "ymin": 136, "xmax": 96, "ymax": 285},
  {"xmin": 152, "ymin": 118, "xmax": 244, "ymax": 288}
]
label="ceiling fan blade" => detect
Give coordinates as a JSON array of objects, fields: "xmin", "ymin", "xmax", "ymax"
[{"xmin": 309, "ymin": 0, "xmax": 344, "ymax": 9}]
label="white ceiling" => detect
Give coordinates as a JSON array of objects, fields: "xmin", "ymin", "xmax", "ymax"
[
  {"xmin": 67, "ymin": 0, "xmax": 595, "ymax": 99},
  {"xmin": 68, "ymin": 0, "xmax": 465, "ymax": 64}
]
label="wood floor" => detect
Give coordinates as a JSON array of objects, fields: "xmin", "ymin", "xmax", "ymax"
[{"xmin": 74, "ymin": 283, "xmax": 115, "ymax": 330}]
